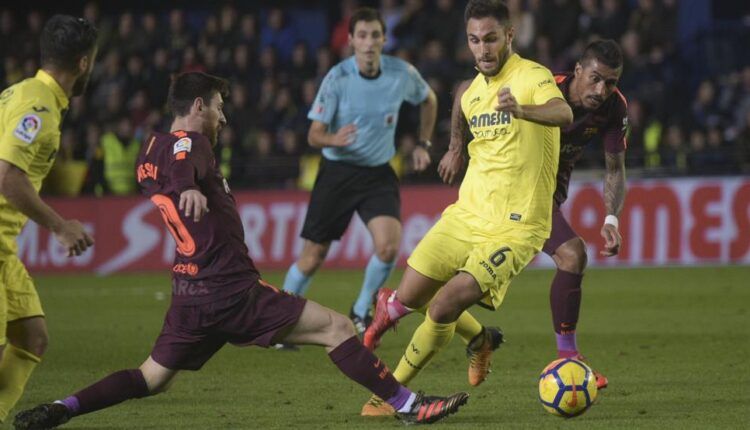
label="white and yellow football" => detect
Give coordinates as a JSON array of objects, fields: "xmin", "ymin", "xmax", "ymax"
[{"xmin": 538, "ymin": 358, "xmax": 598, "ymax": 417}]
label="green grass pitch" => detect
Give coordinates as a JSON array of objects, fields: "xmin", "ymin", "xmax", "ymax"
[{"xmin": 10, "ymin": 266, "xmax": 750, "ymax": 429}]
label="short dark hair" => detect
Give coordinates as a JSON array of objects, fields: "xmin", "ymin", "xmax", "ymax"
[
  {"xmin": 40, "ymin": 15, "xmax": 98, "ymax": 72},
  {"xmin": 581, "ymin": 39, "xmax": 624, "ymax": 70},
  {"xmin": 464, "ymin": 0, "xmax": 510, "ymax": 25},
  {"xmin": 348, "ymin": 7, "xmax": 386, "ymax": 35},
  {"xmin": 168, "ymin": 72, "xmax": 229, "ymax": 117}
]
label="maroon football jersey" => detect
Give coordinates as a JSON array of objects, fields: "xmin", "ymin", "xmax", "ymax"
[
  {"xmin": 136, "ymin": 130, "xmax": 260, "ymax": 305},
  {"xmin": 554, "ymin": 73, "xmax": 628, "ymax": 206}
]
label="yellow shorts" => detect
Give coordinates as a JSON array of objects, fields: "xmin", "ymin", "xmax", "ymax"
[
  {"xmin": 407, "ymin": 205, "xmax": 545, "ymax": 310},
  {"xmin": 0, "ymin": 254, "xmax": 44, "ymax": 345}
]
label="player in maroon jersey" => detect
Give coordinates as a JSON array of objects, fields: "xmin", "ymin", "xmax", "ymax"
[
  {"xmin": 14, "ymin": 72, "xmax": 468, "ymax": 429},
  {"xmin": 544, "ymin": 39, "xmax": 628, "ymax": 389}
]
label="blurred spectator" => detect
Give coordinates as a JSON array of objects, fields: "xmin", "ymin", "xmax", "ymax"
[
  {"xmin": 595, "ymin": 0, "xmax": 629, "ymax": 41},
  {"xmin": 289, "ymin": 42, "xmax": 315, "ymax": 87},
  {"xmin": 110, "ymin": 12, "xmax": 140, "ymax": 56},
  {"xmin": 261, "ymin": 8, "xmax": 298, "ymax": 63},
  {"xmin": 737, "ymin": 110, "xmax": 750, "ymax": 173},
  {"xmin": 628, "ymin": 0, "xmax": 667, "ymax": 54},
  {"xmin": 691, "ymin": 80, "xmax": 723, "ymax": 129},
  {"xmin": 508, "ymin": 0, "xmax": 535, "ymax": 55},
  {"xmin": 330, "ymin": 0, "xmax": 358, "ymax": 58},
  {"xmin": 139, "ymin": 13, "xmax": 162, "ymax": 53},
  {"xmin": 421, "ymin": 0, "xmax": 464, "ymax": 57},
  {"xmin": 392, "ymin": 0, "xmax": 430, "ymax": 52},
  {"xmin": 417, "ymin": 40, "xmax": 454, "ymax": 84},
  {"xmin": 0, "ymin": 9, "xmax": 18, "ymax": 60},
  {"xmin": 236, "ymin": 14, "xmax": 259, "ymax": 53},
  {"xmin": 166, "ymin": 9, "xmax": 194, "ymax": 54},
  {"xmin": 380, "ymin": 0, "xmax": 402, "ymax": 53},
  {"xmin": 687, "ymin": 128, "xmax": 709, "ymax": 175},
  {"xmin": 100, "ymin": 117, "xmax": 141, "ymax": 195},
  {"xmin": 660, "ymin": 123, "xmax": 687, "ymax": 174},
  {"xmin": 146, "ymin": 48, "xmax": 172, "ymax": 110}
]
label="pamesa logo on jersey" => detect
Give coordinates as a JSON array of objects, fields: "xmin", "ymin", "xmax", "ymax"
[{"xmin": 469, "ymin": 111, "xmax": 512, "ymax": 128}]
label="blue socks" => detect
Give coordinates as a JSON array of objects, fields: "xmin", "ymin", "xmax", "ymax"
[
  {"xmin": 353, "ymin": 255, "xmax": 395, "ymax": 319},
  {"xmin": 282, "ymin": 263, "xmax": 312, "ymax": 296}
]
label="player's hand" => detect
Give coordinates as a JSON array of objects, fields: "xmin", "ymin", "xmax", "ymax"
[
  {"xmin": 495, "ymin": 87, "xmax": 524, "ymax": 119},
  {"xmin": 600, "ymin": 223, "xmax": 622, "ymax": 257},
  {"xmin": 331, "ymin": 124, "xmax": 357, "ymax": 147},
  {"xmin": 180, "ymin": 189, "xmax": 209, "ymax": 223},
  {"xmin": 437, "ymin": 148, "xmax": 465, "ymax": 185},
  {"xmin": 411, "ymin": 146, "xmax": 431, "ymax": 172},
  {"xmin": 53, "ymin": 219, "xmax": 94, "ymax": 257}
]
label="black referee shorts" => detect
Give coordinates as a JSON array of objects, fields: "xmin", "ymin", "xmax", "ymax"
[{"xmin": 301, "ymin": 158, "xmax": 400, "ymax": 244}]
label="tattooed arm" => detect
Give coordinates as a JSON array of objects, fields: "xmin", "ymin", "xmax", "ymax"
[
  {"xmin": 438, "ymin": 80, "xmax": 472, "ymax": 185},
  {"xmin": 601, "ymin": 151, "xmax": 626, "ymax": 256}
]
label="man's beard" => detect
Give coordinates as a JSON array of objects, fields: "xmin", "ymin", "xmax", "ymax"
[
  {"xmin": 477, "ymin": 45, "xmax": 510, "ymax": 77},
  {"xmin": 206, "ymin": 124, "xmax": 219, "ymax": 147}
]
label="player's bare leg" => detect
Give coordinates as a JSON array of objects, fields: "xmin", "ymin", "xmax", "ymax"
[
  {"xmin": 550, "ymin": 237, "xmax": 607, "ymax": 389},
  {"xmin": 350, "ymin": 216, "xmax": 400, "ymax": 335},
  {"xmin": 0, "ymin": 317, "xmax": 48, "ymax": 422},
  {"xmin": 14, "ymin": 356, "xmax": 177, "ymax": 429},
  {"xmin": 276, "ymin": 300, "xmax": 468, "ymax": 424},
  {"xmin": 277, "ymin": 240, "xmax": 331, "ymax": 350}
]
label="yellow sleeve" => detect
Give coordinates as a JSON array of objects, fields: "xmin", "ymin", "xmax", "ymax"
[
  {"xmin": 0, "ymin": 106, "xmax": 53, "ymax": 172},
  {"xmin": 527, "ymin": 66, "xmax": 564, "ymax": 106}
]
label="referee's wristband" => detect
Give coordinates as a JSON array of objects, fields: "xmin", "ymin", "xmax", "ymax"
[
  {"xmin": 417, "ymin": 139, "xmax": 432, "ymax": 150},
  {"xmin": 604, "ymin": 215, "xmax": 619, "ymax": 229}
]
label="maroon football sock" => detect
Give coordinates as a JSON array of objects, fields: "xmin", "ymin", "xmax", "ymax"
[
  {"xmin": 328, "ymin": 336, "xmax": 403, "ymax": 402},
  {"xmin": 62, "ymin": 369, "xmax": 150, "ymax": 416},
  {"xmin": 550, "ymin": 269, "xmax": 583, "ymax": 334}
]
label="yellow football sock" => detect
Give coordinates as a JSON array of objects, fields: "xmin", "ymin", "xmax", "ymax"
[
  {"xmin": 413, "ymin": 306, "xmax": 482, "ymax": 345},
  {"xmin": 0, "ymin": 344, "xmax": 41, "ymax": 422},
  {"xmin": 392, "ymin": 313, "xmax": 456, "ymax": 385},
  {"xmin": 455, "ymin": 311, "xmax": 483, "ymax": 345}
]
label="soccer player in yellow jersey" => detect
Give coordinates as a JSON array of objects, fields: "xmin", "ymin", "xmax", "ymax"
[
  {"xmin": 0, "ymin": 15, "xmax": 97, "ymax": 422},
  {"xmin": 361, "ymin": 0, "xmax": 573, "ymax": 415}
]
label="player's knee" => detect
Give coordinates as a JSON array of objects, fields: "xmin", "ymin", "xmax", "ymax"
[
  {"xmin": 298, "ymin": 246, "xmax": 329, "ymax": 275},
  {"xmin": 12, "ymin": 331, "xmax": 49, "ymax": 357},
  {"xmin": 328, "ymin": 312, "xmax": 356, "ymax": 346},
  {"xmin": 556, "ymin": 238, "xmax": 588, "ymax": 273},
  {"xmin": 374, "ymin": 243, "xmax": 398, "ymax": 263},
  {"xmin": 29, "ymin": 332, "xmax": 49, "ymax": 357},
  {"xmin": 427, "ymin": 300, "xmax": 458, "ymax": 324},
  {"xmin": 143, "ymin": 373, "xmax": 171, "ymax": 395}
]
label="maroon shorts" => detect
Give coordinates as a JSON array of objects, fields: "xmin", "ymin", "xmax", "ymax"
[
  {"xmin": 542, "ymin": 206, "xmax": 579, "ymax": 256},
  {"xmin": 150, "ymin": 280, "xmax": 307, "ymax": 371}
]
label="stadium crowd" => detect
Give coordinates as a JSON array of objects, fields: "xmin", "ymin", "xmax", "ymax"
[{"xmin": 1, "ymin": 0, "xmax": 747, "ymax": 195}]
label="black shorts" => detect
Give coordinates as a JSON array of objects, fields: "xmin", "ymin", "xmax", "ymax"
[
  {"xmin": 150, "ymin": 280, "xmax": 307, "ymax": 371},
  {"xmin": 301, "ymin": 158, "xmax": 400, "ymax": 243}
]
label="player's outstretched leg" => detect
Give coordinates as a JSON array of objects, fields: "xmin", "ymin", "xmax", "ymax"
[
  {"xmin": 277, "ymin": 300, "xmax": 469, "ymax": 424},
  {"xmin": 14, "ymin": 358, "xmax": 176, "ymax": 430},
  {"xmin": 549, "ymin": 237, "xmax": 607, "ymax": 389},
  {"xmin": 363, "ymin": 287, "xmax": 404, "ymax": 349}
]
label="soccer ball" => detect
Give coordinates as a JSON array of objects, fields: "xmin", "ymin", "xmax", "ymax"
[{"xmin": 538, "ymin": 358, "xmax": 598, "ymax": 417}]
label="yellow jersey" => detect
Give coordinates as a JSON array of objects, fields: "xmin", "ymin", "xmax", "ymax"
[
  {"xmin": 0, "ymin": 70, "xmax": 69, "ymax": 255},
  {"xmin": 456, "ymin": 53, "xmax": 562, "ymax": 236}
]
